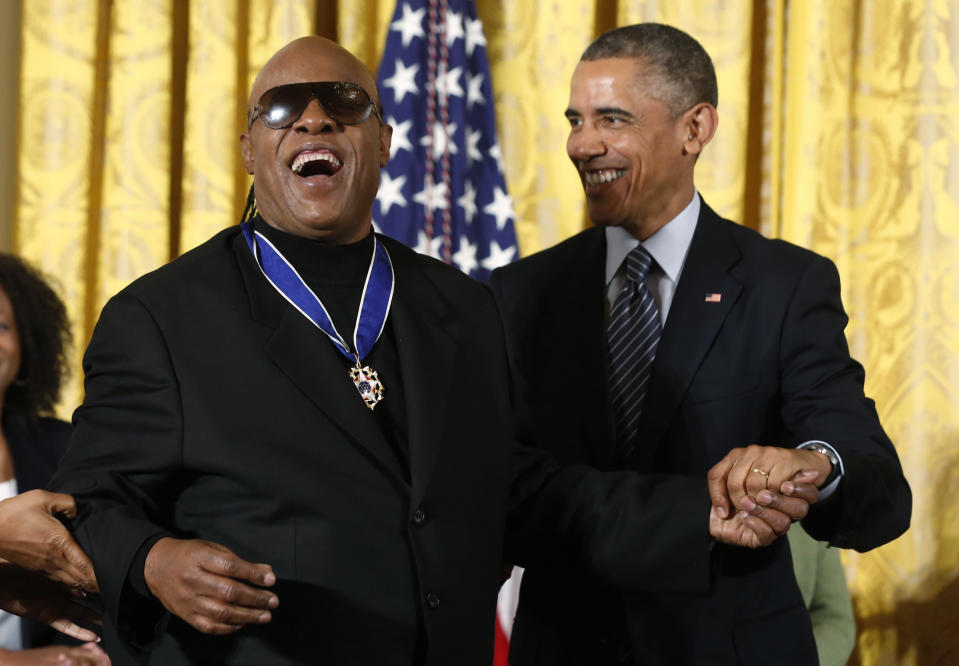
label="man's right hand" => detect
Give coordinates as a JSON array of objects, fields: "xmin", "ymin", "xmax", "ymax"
[
  {"xmin": 0, "ymin": 489, "xmax": 98, "ymax": 593},
  {"xmin": 144, "ymin": 538, "xmax": 278, "ymax": 635}
]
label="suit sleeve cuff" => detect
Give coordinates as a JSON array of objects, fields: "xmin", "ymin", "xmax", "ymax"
[
  {"xmin": 118, "ymin": 533, "xmax": 174, "ymax": 650},
  {"xmin": 128, "ymin": 534, "xmax": 169, "ymax": 599}
]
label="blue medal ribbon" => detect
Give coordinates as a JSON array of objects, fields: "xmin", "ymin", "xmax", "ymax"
[{"xmin": 240, "ymin": 220, "xmax": 394, "ymax": 365}]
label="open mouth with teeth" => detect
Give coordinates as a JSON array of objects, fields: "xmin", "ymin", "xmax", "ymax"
[
  {"xmin": 582, "ymin": 168, "xmax": 626, "ymax": 187},
  {"xmin": 291, "ymin": 150, "xmax": 343, "ymax": 179}
]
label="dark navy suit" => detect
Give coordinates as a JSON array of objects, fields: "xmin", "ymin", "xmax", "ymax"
[{"xmin": 491, "ymin": 202, "xmax": 911, "ymax": 666}]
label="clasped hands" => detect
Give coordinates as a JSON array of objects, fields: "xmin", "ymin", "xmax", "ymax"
[{"xmin": 706, "ymin": 444, "xmax": 834, "ymax": 548}]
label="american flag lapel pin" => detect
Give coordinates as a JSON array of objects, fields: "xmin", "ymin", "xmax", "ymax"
[{"xmin": 705, "ymin": 293, "xmax": 722, "ymax": 303}]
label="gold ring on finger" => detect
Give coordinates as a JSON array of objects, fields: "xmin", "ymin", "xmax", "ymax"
[{"xmin": 751, "ymin": 467, "xmax": 769, "ymax": 478}]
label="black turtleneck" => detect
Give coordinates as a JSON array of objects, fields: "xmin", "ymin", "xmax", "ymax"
[{"xmin": 254, "ymin": 217, "xmax": 410, "ymax": 473}]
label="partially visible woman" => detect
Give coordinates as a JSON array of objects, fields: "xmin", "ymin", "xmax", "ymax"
[
  {"xmin": 789, "ymin": 526, "xmax": 856, "ymax": 666},
  {"xmin": 0, "ymin": 254, "xmax": 109, "ymax": 666}
]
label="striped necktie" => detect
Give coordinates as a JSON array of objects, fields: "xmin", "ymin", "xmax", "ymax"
[{"xmin": 607, "ymin": 245, "xmax": 662, "ymax": 457}]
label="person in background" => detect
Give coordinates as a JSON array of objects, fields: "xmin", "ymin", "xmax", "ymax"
[
  {"xmin": 789, "ymin": 527, "xmax": 856, "ymax": 666},
  {"xmin": 0, "ymin": 254, "xmax": 109, "ymax": 666}
]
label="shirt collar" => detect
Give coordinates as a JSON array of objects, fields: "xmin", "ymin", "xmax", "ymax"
[{"xmin": 605, "ymin": 191, "xmax": 701, "ymax": 285}]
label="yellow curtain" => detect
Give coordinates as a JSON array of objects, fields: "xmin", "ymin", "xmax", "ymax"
[
  {"xmin": 15, "ymin": 0, "xmax": 324, "ymax": 411},
  {"xmin": 14, "ymin": 1, "xmax": 959, "ymax": 663},
  {"xmin": 771, "ymin": 2, "xmax": 959, "ymax": 664}
]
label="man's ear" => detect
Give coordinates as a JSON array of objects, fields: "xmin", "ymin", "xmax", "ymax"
[
  {"xmin": 682, "ymin": 103, "xmax": 718, "ymax": 156},
  {"xmin": 240, "ymin": 132, "xmax": 255, "ymax": 175},
  {"xmin": 379, "ymin": 123, "xmax": 393, "ymax": 168}
]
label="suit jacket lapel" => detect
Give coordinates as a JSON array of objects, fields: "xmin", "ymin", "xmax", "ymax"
[
  {"xmin": 233, "ymin": 233, "xmax": 406, "ymax": 484},
  {"xmin": 384, "ymin": 239, "xmax": 458, "ymax": 506},
  {"xmin": 630, "ymin": 204, "xmax": 743, "ymax": 469}
]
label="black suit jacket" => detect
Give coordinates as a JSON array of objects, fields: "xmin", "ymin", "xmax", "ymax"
[
  {"xmin": 6, "ymin": 417, "xmax": 73, "ymax": 650},
  {"xmin": 490, "ymin": 202, "xmax": 911, "ymax": 666},
  {"xmin": 51, "ymin": 226, "xmax": 717, "ymax": 666}
]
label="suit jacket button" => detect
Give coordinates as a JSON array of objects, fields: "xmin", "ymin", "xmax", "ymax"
[
  {"xmin": 412, "ymin": 508, "xmax": 427, "ymax": 525},
  {"xmin": 425, "ymin": 592, "xmax": 440, "ymax": 609}
]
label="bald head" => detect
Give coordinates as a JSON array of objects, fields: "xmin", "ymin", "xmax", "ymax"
[
  {"xmin": 249, "ymin": 36, "xmax": 381, "ymax": 110},
  {"xmin": 240, "ymin": 36, "xmax": 392, "ymax": 243}
]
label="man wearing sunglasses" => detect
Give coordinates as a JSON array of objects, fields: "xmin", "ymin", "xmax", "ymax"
[{"xmin": 49, "ymin": 36, "xmax": 815, "ymax": 666}]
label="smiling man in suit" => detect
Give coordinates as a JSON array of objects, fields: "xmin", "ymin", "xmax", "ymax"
[
  {"xmin": 46, "ymin": 34, "xmax": 813, "ymax": 666},
  {"xmin": 490, "ymin": 23, "xmax": 911, "ymax": 666}
]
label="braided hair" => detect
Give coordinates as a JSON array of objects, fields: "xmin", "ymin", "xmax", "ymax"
[{"xmin": 241, "ymin": 184, "xmax": 258, "ymax": 225}]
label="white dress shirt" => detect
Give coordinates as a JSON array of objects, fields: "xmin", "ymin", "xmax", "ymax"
[{"xmin": 604, "ymin": 192, "xmax": 700, "ymax": 323}]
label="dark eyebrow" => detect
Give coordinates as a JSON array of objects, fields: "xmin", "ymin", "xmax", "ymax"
[
  {"xmin": 595, "ymin": 106, "xmax": 634, "ymax": 118},
  {"xmin": 565, "ymin": 106, "xmax": 635, "ymax": 120}
]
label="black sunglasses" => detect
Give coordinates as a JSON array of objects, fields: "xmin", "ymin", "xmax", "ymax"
[{"xmin": 248, "ymin": 81, "xmax": 384, "ymax": 130}]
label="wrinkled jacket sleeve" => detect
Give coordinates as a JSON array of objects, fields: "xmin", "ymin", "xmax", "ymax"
[
  {"xmin": 49, "ymin": 293, "xmax": 181, "ymax": 651},
  {"xmin": 494, "ymin": 281, "xmax": 713, "ymax": 594},
  {"xmin": 778, "ymin": 255, "xmax": 911, "ymax": 550}
]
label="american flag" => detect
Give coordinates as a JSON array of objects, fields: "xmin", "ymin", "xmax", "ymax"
[{"xmin": 373, "ymin": 0, "xmax": 519, "ymax": 282}]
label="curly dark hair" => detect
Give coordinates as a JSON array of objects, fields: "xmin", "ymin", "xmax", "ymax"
[{"xmin": 0, "ymin": 253, "xmax": 72, "ymax": 436}]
